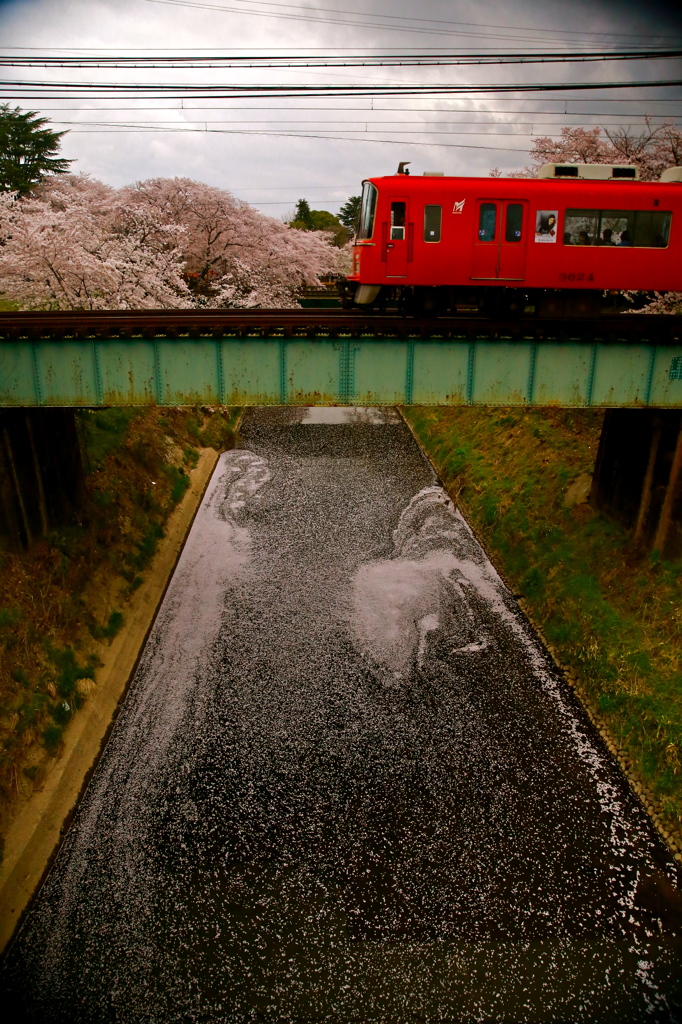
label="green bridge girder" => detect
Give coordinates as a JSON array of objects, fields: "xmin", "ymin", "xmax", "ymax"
[{"xmin": 1, "ymin": 311, "xmax": 681, "ymax": 408}]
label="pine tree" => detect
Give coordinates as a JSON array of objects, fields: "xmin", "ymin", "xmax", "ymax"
[
  {"xmin": 0, "ymin": 105, "xmax": 72, "ymax": 196},
  {"xmin": 293, "ymin": 198, "xmax": 313, "ymax": 229},
  {"xmin": 338, "ymin": 196, "xmax": 361, "ymax": 233}
]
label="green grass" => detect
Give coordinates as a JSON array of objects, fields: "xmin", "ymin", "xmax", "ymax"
[
  {"xmin": 198, "ymin": 408, "xmax": 242, "ymax": 451},
  {"xmin": 80, "ymin": 408, "xmax": 143, "ymax": 471},
  {"xmin": 0, "ymin": 608, "xmax": 21, "ymax": 631},
  {"xmin": 127, "ymin": 522, "xmax": 165, "ymax": 573},
  {"xmin": 42, "ymin": 723, "xmax": 63, "ymax": 755},
  {"xmin": 89, "ymin": 610, "xmax": 124, "ymax": 641},
  {"xmin": 0, "ymin": 406, "xmax": 239, "ymax": 811},
  {"xmin": 403, "ymin": 406, "xmax": 682, "ymax": 829},
  {"xmin": 165, "ymin": 465, "xmax": 190, "ymax": 505},
  {"xmin": 47, "ymin": 645, "xmax": 96, "ymax": 700}
]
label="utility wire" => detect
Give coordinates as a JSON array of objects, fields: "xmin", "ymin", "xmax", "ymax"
[
  {"xmin": 47, "ymin": 117, "xmax": 682, "ymax": 127},
  {"xmin": 141, "ymin": 0, "xmax": 682, "ymax": 45},
  {"xmin": 29, "ymin": 102, "xmax": 682, "ymax": 110},
  {"xmin": 2, "ymin": 50, "xmax": 681, "ymax": 67},
  {"xmin": 3, "ymin": 80, "xmax": 681, "ymax": 97},
  {"xmin": 51, "ymin": 122, "xmax": 682, "ymax": 137},
  {"xmin": 55, "ymin": 127, "xmax": 539, "ymax": 149}
]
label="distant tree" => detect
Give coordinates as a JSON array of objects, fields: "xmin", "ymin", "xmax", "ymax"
[
  {"xmin": 293, "ymin": 198, "xmax": 313, "ymax": 229},
  {"xmin": 338, "ymin": 195, "xmax": 361, "ymax": 233},
  {"xmin": 289, "ymin": 202, "xmax": 349, "ymax": 247},
  {"xmin": 0, "ymin": 105, "xmax": 72, "ymax": 196}
]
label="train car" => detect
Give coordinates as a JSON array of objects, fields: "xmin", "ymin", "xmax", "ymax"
[{"xmin": 342, "ymin": 163, "xmax": 682, "ymax": 316}]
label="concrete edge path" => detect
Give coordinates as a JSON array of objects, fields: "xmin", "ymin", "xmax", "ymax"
[{"xmin": 0, "ymin": 447, "xmax": 221, "ymax": 954}]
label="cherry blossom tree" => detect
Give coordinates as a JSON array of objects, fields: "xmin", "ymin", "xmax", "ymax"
[
  {"xmin": 640, "ymin": 291, "xmax": 682, "ymax": 314},
  {"xmin": 0, "ymin": 174, "xmax": 190, "ymax": 310},
  {"xmin": 123, "ymin": 177, "xmax": 340, "ymax": 308},
  {"xmin": 0, "ymin": 174, "xmax": 343, "ymax": 310},
  {"xmin": 499, "ymin": 119, "xmax": 682, "ymax": 182}
]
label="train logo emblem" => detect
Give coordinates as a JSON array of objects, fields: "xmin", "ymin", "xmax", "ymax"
[{"xmin": 452, "ymin": 200, "xmax": 466, "ymax": 214}]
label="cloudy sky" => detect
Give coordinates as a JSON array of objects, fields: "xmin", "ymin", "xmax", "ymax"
[{"xmin": 1, "ymin": 0, "xmax": 681, "ymax": 217}]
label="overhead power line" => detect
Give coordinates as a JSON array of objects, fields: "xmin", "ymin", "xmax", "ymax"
[
  {"xmin": 47, "ymin": 117, "xmax": 682, "ymax": 128},
  {"xmin": 50, "ymin": 121, "xmax": 682, "ymax": 138},
  {"xmin": 3, "ymin": 79, "xmax": 681, "ymax": 99},
  {"xmin": 29, "ymin": 102, "xmax": 682, "ymax": 111},
  {"xmin": 141, "ymin": 0, "xmax": 681, "ymax": 46},
  {"xmin": 2, "ymin": 50, "xmax": 681, "ymax": 68},
  {"xmin": 55, "ymin": 126, "xmax": 540, "ymax": 150}
]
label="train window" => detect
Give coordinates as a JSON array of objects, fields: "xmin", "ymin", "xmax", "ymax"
[
  {"xmin": 424, "ymin": 205, "xmax": 442, "ymax": 242},
  {"xmin": 358, "ymin": 181, "xmax": 378, "ymax": 239},
  {"xmin": 391, "ymin": 201, "xmax": 407, "ymax": 240},
  {"xmin": 564, "ymin": 209, "xmax": 599, "ymax": 245},
  {"xmin": 599, "ymin": 210, "xmax": 635, "ymax": 246},
  {"xmin": 505, "ymin": 204, "xmax": 523, "ymax": 242},
  {"xmin": 632, "ymin": 210, "xmax": 672, "ymax": 247},
  {"xmin": 478, "ymin": 203, "xmax": 496, "ymax": 242},
  {"xmin": 565, "ymin": 208, "xmax": 672, "ymax": 247}
]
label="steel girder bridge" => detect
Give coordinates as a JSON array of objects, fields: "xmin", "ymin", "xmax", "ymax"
[{"xmin": 1, "ymin": 310, "xmax": 681, "ymax": 408}]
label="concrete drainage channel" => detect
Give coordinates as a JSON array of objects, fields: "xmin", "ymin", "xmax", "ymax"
[{"xmin": 1, "ymin": 407, "xmax": 680, "ymax": 1021}]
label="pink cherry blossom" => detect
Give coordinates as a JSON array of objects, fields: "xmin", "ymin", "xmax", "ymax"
[{"xmin": 0, "ymin": 174, "xmax": 343, "ymax": 310}]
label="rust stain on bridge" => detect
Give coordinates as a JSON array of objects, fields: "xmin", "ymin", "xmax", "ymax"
[{"xmin": 1, "ymin": 310, "xmax": 681, "ymax": 408}]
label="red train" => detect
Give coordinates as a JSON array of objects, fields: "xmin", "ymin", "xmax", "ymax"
[{"xmin": 341, "ymin": 163, "xmax": 682, "ymax": 316}]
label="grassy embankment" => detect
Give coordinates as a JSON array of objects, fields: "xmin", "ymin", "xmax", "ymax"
[
  {"xmin": 0, "ymin": 405, "xmax": 239, "ymax": 845},
  {"xmin": 403, "ymin": 406, "xmax": 682, "ymax": 843}
]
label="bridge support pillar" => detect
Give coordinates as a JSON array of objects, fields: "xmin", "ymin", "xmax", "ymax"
[
  {"xmin": 0, "ymin": 409, "xmax": 84, "ymax": 552},
  {"xmin": 591, "ymin": 409, "xmax": 682, "ymax": 558}
]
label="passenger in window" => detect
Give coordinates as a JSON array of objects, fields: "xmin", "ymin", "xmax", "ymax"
[
  {"xmin": 617, "ymin": 230, "xmax": 631, "ymax": 247},
  {"xmin": 578, "ymin": 230, "xmax": 591, "ymax": 246},
  {"xmin": 563, "ymin": 232, "xmax": 572, "ymax": 245},
  {"xmin": 600, "ymin": 228, "xmax": 614, "ymax": 246}
]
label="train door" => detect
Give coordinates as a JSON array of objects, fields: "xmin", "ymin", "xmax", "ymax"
[
  {"xmin": 498, "ymin": 201, "xmax": 528, "ymax": 280},
  {"xmin": 382, "ymin": 198, "xmax": 409, "ymax": 277},
  {"xmin": 471, "ymin": 200, "xmax": 528, "ymax": 281}
]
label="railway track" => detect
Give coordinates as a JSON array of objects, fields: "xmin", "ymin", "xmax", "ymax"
[{"xmin": 1, "ymin": 309, "xmax": 681, "ymax": 342}]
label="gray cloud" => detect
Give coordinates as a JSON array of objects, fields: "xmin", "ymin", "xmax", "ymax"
[{"xmin": 1, "ymin": 0, "xmax": 680, "ymax": 213}]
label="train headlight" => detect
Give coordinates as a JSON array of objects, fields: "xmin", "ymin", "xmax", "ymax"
[{"xmin": 353, "ymin": 251, "xmax": 361, "ymax": 274}]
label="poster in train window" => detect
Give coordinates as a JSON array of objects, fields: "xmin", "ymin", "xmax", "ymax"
[{"xmin": 535, "ymin": 210, "xmax": 558, "ymax": 242}]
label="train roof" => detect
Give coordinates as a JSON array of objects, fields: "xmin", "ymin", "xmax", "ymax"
[
  {"xmin": 365, "ymin": 173, "xmax": 680, "ymax": 185},
  {"xmin": 363, "ymin": 172, "xmax": 682, "ymax": 195}
]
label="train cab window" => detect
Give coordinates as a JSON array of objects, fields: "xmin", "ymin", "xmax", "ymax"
[
  {"xmin": 564, "ymin": 208, "xmax": 671, "ymax": 247},
  {"xmin": 391, "ymin": 201, "xmax": 407, "ymax": 240},
  {"xmin": 358, "ymin": 181, "xmax": 378, "ymax": 239},
  {"xmin": 478, "ymin": 203, "xmax": 496, "ymax": 241},
  {"xmin": 505, "ymin": 204, "xmax": 523, "ymax": 242},
  {"xmin": 424, "ymin": 205, "xmax": 442, "ymax": 242}
]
